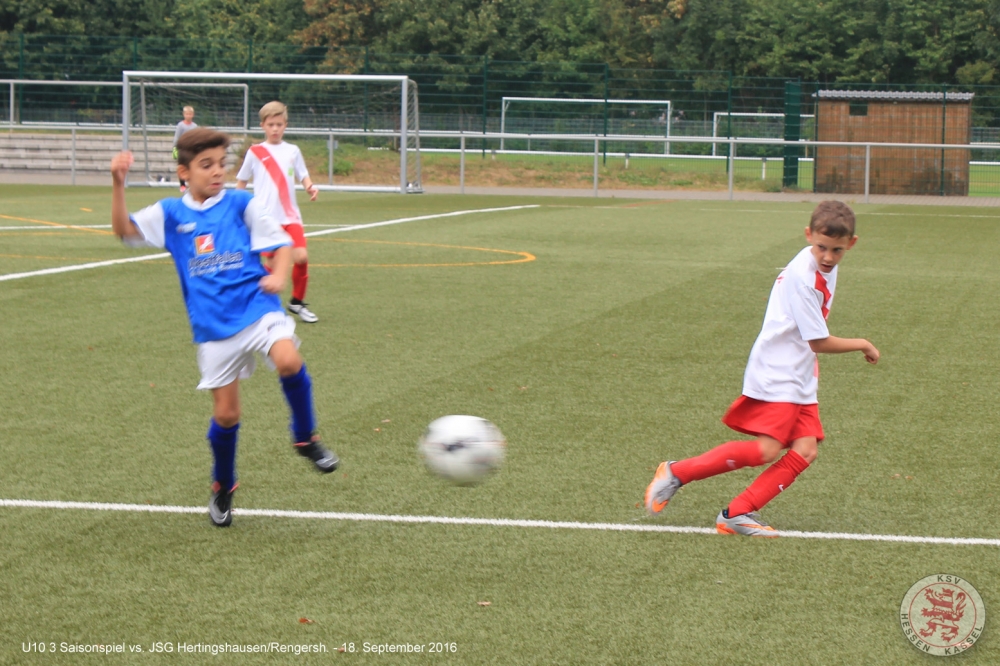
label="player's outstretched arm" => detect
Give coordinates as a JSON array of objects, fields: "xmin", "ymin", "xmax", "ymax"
[
  {"xmin": 236, "ymin": 179, "xmax": 248, "ymax": 190},
  {"xmin": 110, "ymin": 151, "xmax": 142, "ymax": 240},
  {"xmin": 809, "ymin": 336, "xmax": 880, "ymax": 364}
]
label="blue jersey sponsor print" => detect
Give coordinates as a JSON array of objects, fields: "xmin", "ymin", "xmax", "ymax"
[{"xmin": 131, "ymin": 190, "xmax": 289, "ymax": 343}]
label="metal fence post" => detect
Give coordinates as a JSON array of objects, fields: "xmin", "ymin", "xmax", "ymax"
[
  {"xmin": 728, "ymin": 140, "xmax": 735, "ymax": 200},
  {"xmin": 481, "ymin": 55, "xmax": 488, "ymax": 156},
  {"xmin": 864, "ymin": 143, "xmax": 871, "ymax": 203},
  {"xmin": 328, "ymin": 133, "xmax": 334, "ymax": 185},
  {"xmin": 940, "ymin": 84, "xmax": 947, "ymax": 196},
  {"xmin": 602, "ymin": 63, "xmax": 609, "ymax": 166},
  {"xmin": 71, "ymin": 128, "xmax": 76, "ymax": 186},
  {"xmin": 593, "ymin": 138, "xmax": 599, "ymax": 197},
  {"xmin": 17, "ymin": 34, "xmax": 24, "ymax": 123},
  {"xmin": 460, "ymin": 134, "xmax": 466, "ymax": 194}
]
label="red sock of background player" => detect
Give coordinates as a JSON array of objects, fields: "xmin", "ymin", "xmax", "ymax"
[
  {"xmin": 670, "ymin": 440, "xmax": 765, "ymax": 484},
  {"xmin": 727, "ymin": 449, "xmax": 810, "ymax": 516},
  {"xmin": 292, "ymin": 262, "xmax": 308, "ymax": 302}
]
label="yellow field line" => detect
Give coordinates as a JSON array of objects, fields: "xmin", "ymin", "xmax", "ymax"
[
  {"xmin": 0, "ymin": 213, "xmax": 113, "ymax": 235},
  {"xmin": 0, "ymin": 253, "xmax": 100, "ymax": 261},
  {"xmin": 308, "ymin": 238, "xmax": 536, "ymax": 268}
]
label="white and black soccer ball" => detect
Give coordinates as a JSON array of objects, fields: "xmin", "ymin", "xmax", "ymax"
[{"xmin": 418, "ymin": 415, "xmax": 505, "ymax": 485}]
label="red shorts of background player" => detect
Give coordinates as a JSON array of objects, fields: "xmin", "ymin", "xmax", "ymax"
[
  {"xmin": 283, "ymin": 223, "xmax": 307, "ymax": 249},
  {"xmin": 722, "ymin": 395, "xmax": 824, "ymax": 447},
  {"xmin": 262, "ymin": 224, "xmax": 306, "ymax": 260}
]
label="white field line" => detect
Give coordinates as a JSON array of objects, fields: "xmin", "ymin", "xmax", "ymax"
[
  {"xmin": 2, "ymin": 499, "xmax": 996, "ymax": 547},
  {"xmin": 0, "ymin": 252, "xmax": 172, "ymax": 282},
  {"xmin": 0, "ymin": 205, "xmax": 540, "ymax": 283},
  {"xmin": 0, "ymin": 224, "xmax": 350, "ymax": 231}
]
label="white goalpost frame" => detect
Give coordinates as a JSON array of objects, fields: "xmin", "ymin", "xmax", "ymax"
[
  {"xmin": 2, "ymin": 79, "xmax": 248, "ymax": 129},
  {"xmin": 500, "ymin": 96, "xmax": 672, "ymax": 153},
  {"xmin": 711, "ymin": 111, "xmax": 816, "ymax": 156},
  {"xmin": 122, "ymin": 70, "xmax": 420, "ymax": 194}
]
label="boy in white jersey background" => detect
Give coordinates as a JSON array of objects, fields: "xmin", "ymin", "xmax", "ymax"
[
  {"xmin": 236, "ymin": 101, "xmax": 320, "ymax": 323},
  {"xmin": 172, "ymin": 106, "xmax": 197, "ymax": 192},
  {"xmin": 110, "ymin": 128, "xmax": 339, "ymax": 528},
  {"xmin": 644, "ymin": 201, "xmax": 880, "ymax": 536}
]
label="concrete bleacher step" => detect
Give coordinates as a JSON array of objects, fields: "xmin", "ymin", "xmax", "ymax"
[{"xmin": 1, "ymin": 132, "xmax": 244, "ymax": 172}]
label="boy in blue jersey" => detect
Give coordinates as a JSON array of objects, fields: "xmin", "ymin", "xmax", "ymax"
[{"xmin": 110, "ymin": 128, "xmax": 338, "ymax": 528}]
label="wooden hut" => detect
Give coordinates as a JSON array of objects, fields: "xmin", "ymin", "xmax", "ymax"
[{"xmin": 814, "ymin": 90, "xmax": 974, "ymax": 196}]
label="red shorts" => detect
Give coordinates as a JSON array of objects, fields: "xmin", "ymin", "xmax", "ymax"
[
  {"xmin": 722, "ymin": 396, "xmax": 824, "ymax": 446},
  {"xmin": 283, "ymin": 223, "xmax": 307, "ymax": 249}
]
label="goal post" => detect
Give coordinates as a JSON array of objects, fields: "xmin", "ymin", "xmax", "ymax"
[
  {"xmin": 499, "ymin": 96, "xmax": 672, "ymax": 153},
  {"xmin": 122, "ymin": 71, "xmax": 421, "ymax": 194}
]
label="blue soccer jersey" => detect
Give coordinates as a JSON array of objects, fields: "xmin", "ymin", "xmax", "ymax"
[{"xmin": 127, "ymin": 189, "xmax": 291, "ymax": 343}]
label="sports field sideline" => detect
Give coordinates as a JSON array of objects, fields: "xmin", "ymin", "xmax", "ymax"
[{"xmin": 2, "ymin": 184, "xmax": 998, "ymax": 664}]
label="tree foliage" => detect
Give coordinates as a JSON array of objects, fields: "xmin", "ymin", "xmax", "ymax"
[{"xmin": 3, "ymin": 0, "xmax": 1000, "ymax": 84}]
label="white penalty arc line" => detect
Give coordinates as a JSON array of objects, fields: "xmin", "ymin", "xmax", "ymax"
[
  {"xmin": 0, "ymin": 205, "xmax": 541, "ymax": 283},
  {"xmin": 1, "ymin": 499, "xmax": 996, "ymax": 547}
]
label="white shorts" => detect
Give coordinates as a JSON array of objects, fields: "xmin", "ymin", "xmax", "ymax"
[{"xmin": 196, "ymin": 311, "xmax": 299, "ymax": 390}]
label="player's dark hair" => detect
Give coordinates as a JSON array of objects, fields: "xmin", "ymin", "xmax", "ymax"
[
  {"xmin": 175, "ymin": 128, "xmax": 230, "ymax": 167},
  {"xmin": 809, "ymin": 200, "xmax": 856, "ymax": 238}
]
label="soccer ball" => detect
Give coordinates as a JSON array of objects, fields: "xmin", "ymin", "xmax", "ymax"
[{"xmin": 418, "ymin": 415, "xmax": 505, "ymax": 485}]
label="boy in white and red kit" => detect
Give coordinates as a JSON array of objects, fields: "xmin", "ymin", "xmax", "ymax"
[
  {"xmin": 644, "ymin": 201, "xmax": 880, "ymax": 536},
  {"xmin": 237, "ymin": 101, "xmax": 320, "ymax": 323}
]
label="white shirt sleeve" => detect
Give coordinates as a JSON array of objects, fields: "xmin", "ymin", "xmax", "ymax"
[
  {"xmin": 236, "ymin": 150, "xmax": 255, "ymax": 182},
  {"xmin": 293, "ymin": 146, "xmax": 310, "ymax": 182},
  {"xmin": 788, "ymin": 276, "xmax": 830, "ymax": 341},
  {"xmin": 126, "ymin": 202, "xmax": 166, "ymax": 248},
  {"xmin": 244, "ymin": 197, "xmax": 292, "ymax": 251}
]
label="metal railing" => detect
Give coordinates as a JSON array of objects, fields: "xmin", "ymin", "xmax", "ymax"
[{"xmin": 3, "ymin": 126, "xmax": 996, "ymax": 199}]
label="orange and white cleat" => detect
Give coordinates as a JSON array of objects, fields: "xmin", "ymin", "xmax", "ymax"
[
  {"xmin": 715, "ymin": 509, "xmax": 778, "ymax": 537},
  {"xmin": 644, "ymin": 461, "xmax": 681, "ymax": 515}
]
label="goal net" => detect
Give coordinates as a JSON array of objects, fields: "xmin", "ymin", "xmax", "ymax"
[{"xmin": 122, "ymin": 71, "xmax": 421, "ymax": 193}]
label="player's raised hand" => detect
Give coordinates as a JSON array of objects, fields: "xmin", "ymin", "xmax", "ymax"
[{"xmin": 111, "ymin": 151, "xmax": 134, "ymax": 183}]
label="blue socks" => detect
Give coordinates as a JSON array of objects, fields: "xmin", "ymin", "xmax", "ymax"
[
  {"xmin": 207, "ymin": 419, "xmax": 239, "ymax": 490},
  {"xmin": 280, "ymin": 364, "xmax": 316, "ymax": 444}
]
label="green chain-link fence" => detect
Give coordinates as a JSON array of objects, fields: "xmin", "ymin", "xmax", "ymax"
[{"xmin": 4, "ymin": 34, "xmax": 1000, "ymax": 196}]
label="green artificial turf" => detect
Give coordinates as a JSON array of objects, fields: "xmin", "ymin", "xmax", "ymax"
[{"xmin": 1, "ymin": 185, "xmax": 998, "ymax": 664}]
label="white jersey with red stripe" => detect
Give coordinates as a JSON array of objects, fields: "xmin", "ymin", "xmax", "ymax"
[
  {"xmin": 236, "ymin": 141, "xmax": 310, "ymax": 226},
  {"xmin": 742, "ymin": 245, "xmax": 837, "ymax": 404}
]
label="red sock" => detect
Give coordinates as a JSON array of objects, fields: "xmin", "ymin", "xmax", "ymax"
[
  {"xmin": 670, "ymin": 440, "xmax": 765, "ymax": 485},
  {"xmin": 727, "ymin": 449, "xmax": 810, "ymax": 516},
  {"xmin": 292, "ymin": 262, "xmax": 308, "ymax": 301}
]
